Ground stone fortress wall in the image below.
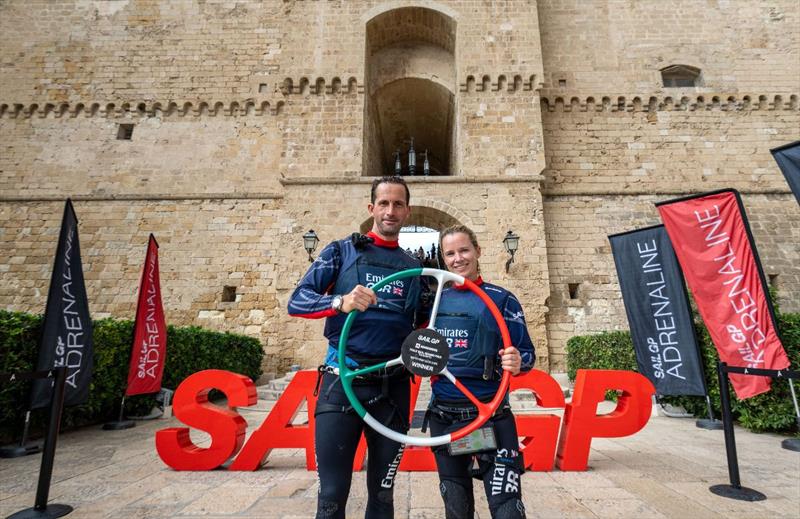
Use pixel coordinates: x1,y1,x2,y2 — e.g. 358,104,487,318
1,1,797,376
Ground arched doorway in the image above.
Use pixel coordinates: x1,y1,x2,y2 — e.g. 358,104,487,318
363,6,457,177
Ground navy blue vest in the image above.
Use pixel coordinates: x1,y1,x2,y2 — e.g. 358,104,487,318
324,238,422,362
434,286,507,380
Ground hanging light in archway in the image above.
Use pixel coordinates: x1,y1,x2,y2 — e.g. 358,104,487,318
407,137,416,175
394,149,402,175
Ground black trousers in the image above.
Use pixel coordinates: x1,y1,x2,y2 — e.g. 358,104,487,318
429,408,526,519
314,371,410,519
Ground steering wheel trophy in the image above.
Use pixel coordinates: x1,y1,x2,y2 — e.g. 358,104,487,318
337,268,511,446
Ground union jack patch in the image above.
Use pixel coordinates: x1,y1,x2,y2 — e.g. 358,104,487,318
454,338,468,348
392,286,403,296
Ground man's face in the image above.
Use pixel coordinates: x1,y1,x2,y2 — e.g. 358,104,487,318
368,183,411,240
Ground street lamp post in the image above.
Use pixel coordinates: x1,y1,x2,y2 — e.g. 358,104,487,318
503,230,520,273
303,229,319,262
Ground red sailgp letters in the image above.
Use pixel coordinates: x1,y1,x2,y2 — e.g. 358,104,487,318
156,369,655,472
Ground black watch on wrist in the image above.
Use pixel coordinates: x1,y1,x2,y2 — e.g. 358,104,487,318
331,295,344,312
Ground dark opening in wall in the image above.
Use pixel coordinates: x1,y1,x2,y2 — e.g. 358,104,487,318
258,83,269,94
568,283,580,300
660,65,702,88
558,79,567,88
222,286,237,303
363,6,457,176
117,123,134,140
768,274,778,289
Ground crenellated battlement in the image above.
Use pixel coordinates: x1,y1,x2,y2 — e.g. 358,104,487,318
0,100,286,119
5,93,796,119
274,75,544,95
280,76,362,95
460,74,541,93
540,94,799,113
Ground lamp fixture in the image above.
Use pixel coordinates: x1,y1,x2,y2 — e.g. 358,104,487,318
503,230,520,273
303,229,319,262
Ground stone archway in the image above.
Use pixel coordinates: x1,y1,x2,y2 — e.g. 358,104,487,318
363,6,457,177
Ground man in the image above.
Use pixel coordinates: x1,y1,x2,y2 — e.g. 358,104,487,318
288,176,427,519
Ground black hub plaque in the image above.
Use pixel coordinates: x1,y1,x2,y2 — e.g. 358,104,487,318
401,328,449,377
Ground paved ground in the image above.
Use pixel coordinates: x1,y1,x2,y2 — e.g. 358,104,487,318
1,375,798,519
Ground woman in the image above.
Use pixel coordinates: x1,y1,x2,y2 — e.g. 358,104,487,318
427,225,535,519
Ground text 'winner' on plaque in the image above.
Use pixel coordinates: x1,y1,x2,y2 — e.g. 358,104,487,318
401,328,450,377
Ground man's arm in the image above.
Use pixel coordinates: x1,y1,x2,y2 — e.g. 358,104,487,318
287,241,378,319
287,242,340,319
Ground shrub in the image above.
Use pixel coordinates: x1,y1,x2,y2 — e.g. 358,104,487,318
566,331,637,381
566,312,800,434
0,310,263,442
566,331,638,401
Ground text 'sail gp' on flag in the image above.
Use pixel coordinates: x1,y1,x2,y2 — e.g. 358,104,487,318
656,189,790,399
125,234,167,397
608,225,706,397
770,140,800,206
29,199,94,409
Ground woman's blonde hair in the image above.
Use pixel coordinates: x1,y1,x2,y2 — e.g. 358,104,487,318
439,225,480,251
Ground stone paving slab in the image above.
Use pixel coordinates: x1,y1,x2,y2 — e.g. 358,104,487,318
0,402,798,519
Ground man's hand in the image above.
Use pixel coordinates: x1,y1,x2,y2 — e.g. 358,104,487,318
499,346,522,376
342,285,378,313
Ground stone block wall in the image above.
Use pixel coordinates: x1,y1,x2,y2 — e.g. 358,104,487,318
459,89,545,178
0,1,284,102
280,90,364,178
0,109,283,198
537,0,800,95
541,94,799,194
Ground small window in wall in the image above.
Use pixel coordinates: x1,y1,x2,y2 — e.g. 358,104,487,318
222,286,237,303
258,83,269,94
117,123,134,140
661,65,701,87
568,283,580,300
558,79,567,88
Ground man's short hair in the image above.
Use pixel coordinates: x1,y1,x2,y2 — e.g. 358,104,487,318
371,176,410,204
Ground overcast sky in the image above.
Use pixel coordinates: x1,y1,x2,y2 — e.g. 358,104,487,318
398,229,439,254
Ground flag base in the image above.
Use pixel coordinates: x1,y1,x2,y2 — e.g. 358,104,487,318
7,504,73,518
781,438,800,452
695,418,723,430
709,484,766,501
102,420,135,431
0,443,43,458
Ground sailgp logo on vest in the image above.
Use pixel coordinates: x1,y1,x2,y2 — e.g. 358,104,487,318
365,272,405,296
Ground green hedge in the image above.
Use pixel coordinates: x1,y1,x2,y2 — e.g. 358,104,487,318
0,310,263,442
566,312,800,434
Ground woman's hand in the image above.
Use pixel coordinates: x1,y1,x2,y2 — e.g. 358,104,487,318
499,346,522,376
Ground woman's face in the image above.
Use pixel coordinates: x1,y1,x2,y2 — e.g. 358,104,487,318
441,232,481,281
